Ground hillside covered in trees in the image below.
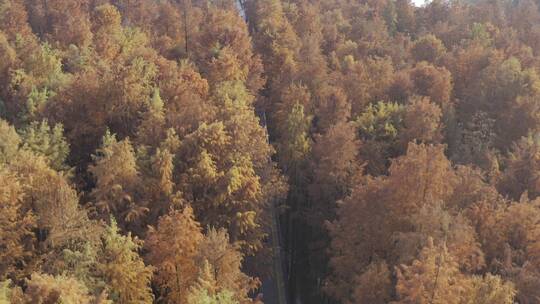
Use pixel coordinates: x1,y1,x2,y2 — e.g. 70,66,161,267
2,0,540,303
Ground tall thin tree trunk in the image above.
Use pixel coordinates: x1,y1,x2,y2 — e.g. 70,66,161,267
183,0,189,56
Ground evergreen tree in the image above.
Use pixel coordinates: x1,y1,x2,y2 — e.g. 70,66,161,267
89,132,145,230
0,119,21,164
19,120,69,170
97,219,153,304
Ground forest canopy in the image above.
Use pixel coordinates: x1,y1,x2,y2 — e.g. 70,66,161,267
1,0,540,303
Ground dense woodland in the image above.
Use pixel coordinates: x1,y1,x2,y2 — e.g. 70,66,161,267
3,0,540,303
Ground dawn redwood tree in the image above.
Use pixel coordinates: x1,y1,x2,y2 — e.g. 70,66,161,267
145,207,203,304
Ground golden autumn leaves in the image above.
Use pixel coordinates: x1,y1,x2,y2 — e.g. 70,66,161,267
3,0,540,303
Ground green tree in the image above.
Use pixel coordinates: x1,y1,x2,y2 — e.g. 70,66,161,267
89,132,145,230
465,274,515,304
23,273,94,304
0,119,21,164
0,280,23,304
187,288,238,304
278,102,312,172
97,219,153,304
19,120,69,170
356,101,404,174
